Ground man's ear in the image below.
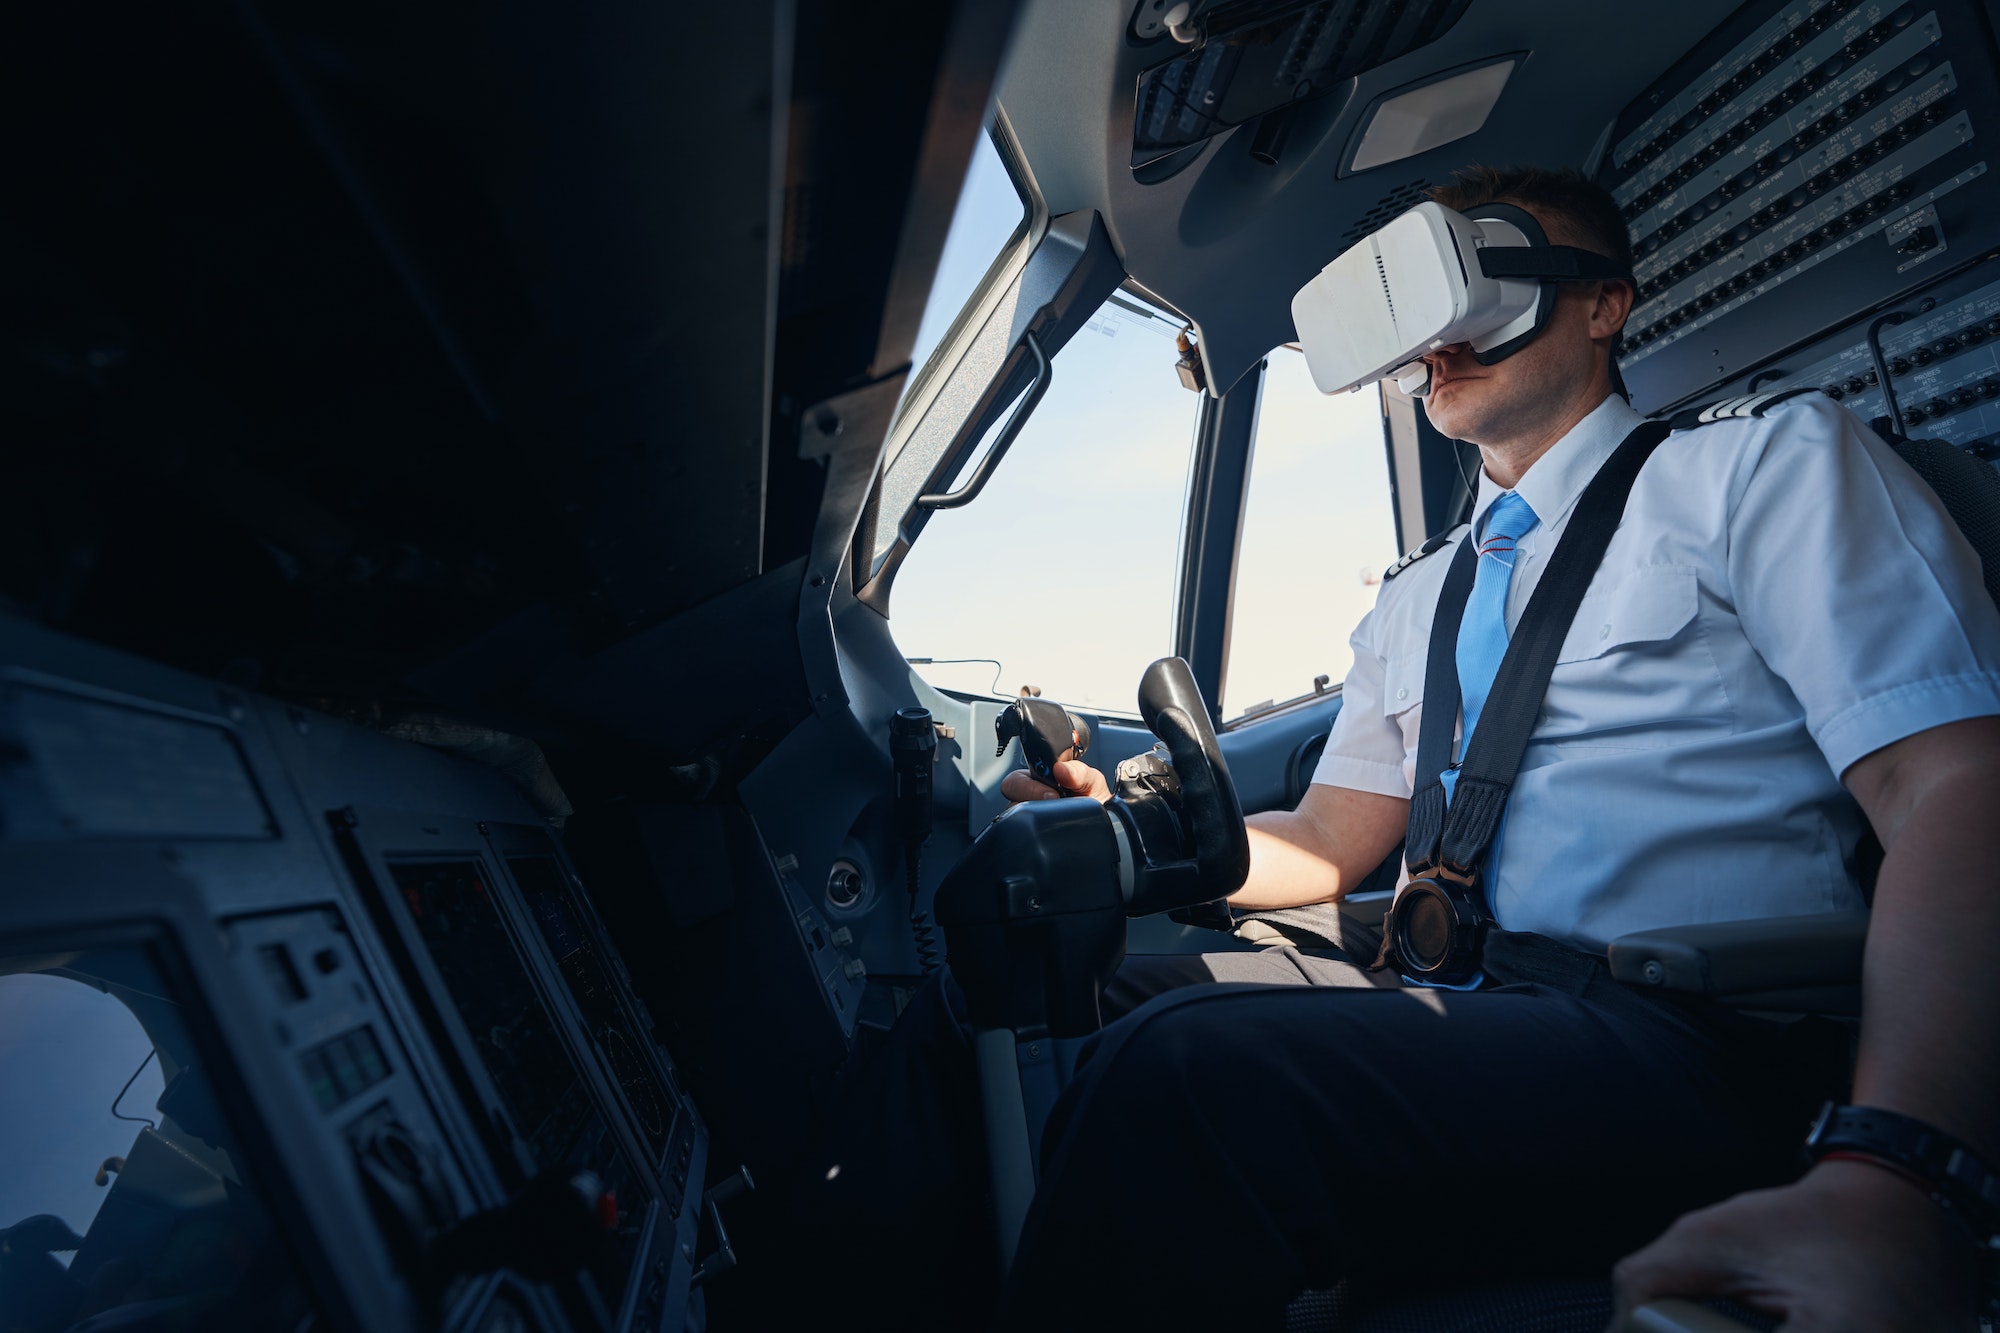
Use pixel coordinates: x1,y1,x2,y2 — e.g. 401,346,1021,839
1591,280,1635,341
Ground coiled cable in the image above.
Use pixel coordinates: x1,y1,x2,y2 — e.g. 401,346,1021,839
906,844,941,976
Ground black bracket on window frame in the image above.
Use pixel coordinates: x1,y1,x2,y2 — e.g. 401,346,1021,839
915,330,1051,510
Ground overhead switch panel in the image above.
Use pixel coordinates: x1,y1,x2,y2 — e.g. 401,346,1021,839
1599,0,2000,413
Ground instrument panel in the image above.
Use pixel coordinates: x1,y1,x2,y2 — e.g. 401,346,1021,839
0,621,714,1333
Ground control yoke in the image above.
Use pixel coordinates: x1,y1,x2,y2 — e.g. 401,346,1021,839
1130,655,1251,910
936,658,1249,1036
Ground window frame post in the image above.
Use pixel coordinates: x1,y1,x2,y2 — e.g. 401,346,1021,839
1172,359,1266,723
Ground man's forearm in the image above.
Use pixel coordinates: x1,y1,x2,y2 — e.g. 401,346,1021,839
1609,751,2000,1326
1228,814,1346,910
1224,786,1409,912
1852,772,2000,1161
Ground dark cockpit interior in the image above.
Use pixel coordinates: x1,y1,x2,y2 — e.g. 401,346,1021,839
5,0,1999,1329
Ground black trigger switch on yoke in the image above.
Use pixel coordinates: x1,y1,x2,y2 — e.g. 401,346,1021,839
996,697,1092,792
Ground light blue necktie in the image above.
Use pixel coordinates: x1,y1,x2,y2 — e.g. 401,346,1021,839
1441,490,1540,810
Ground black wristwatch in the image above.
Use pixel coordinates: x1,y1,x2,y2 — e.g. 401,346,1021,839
1804,1102,2000,1250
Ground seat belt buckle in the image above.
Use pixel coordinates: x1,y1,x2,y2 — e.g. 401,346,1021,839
1434,860,1478,887
1372,865,1487,982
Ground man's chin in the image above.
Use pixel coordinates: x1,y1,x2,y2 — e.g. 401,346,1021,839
1422,392,1477,439
1424,374,1488,430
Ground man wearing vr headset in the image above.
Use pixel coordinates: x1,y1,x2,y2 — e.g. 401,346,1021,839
998,167,2000,1329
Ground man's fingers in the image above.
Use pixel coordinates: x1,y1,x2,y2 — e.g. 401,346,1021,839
1610,1246,1734,1322
1607,1214,1756,1330
1610,1165,1981,1333
1050,759,1111,803
998,763,1109,805
999,770,1062,802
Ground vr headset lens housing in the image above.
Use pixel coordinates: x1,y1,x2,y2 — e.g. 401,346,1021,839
1291,200,1631,397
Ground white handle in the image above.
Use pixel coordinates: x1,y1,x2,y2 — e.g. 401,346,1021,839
1625,1299,1763,1333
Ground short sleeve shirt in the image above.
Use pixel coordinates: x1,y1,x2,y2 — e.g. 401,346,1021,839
1313,390,2000,950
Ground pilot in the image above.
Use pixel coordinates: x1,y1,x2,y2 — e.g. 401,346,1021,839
995,167,2000,1330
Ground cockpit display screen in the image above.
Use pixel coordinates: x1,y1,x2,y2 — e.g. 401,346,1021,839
509,856,677,1161
0,942,321,1333
387,860,647,1311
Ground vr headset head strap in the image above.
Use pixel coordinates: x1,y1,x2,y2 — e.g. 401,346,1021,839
1461,201,1633,377
1461,201,1557,368
1475,247,1634,283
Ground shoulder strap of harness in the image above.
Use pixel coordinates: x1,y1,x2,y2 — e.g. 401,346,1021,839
1666,385,1817,431
1406,419,1674,882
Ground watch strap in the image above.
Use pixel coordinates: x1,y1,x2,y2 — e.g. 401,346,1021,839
1805,1102,2000,1247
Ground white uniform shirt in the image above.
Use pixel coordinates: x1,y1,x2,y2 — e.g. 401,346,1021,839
1313,390,2000,950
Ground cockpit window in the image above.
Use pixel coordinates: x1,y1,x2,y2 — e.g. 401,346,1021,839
0,946,320,1333
0,972,163,1247
1220,349,1397,721
892,290,1201,713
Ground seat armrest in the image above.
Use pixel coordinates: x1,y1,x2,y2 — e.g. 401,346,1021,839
1337,889,1394,928
1607,912,1868,1014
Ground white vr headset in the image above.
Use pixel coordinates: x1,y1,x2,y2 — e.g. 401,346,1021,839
1291,200,1633,397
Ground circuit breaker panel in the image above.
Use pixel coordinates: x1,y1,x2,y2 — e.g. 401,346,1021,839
1601,0,2000,413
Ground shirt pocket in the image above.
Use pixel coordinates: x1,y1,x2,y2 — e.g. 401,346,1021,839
1545,564,1730,749
1556,563,1699,664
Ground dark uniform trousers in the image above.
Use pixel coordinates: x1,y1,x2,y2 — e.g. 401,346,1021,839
995,920,1849,1331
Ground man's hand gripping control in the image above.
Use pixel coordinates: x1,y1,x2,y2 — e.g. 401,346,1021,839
994,696,1110,804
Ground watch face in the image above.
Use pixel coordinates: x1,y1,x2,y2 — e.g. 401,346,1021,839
1805,1099,1839,1147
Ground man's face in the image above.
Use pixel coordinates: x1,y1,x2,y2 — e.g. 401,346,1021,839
1415,209,1630,446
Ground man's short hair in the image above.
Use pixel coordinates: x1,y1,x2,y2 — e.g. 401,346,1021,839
1428,165,1634,278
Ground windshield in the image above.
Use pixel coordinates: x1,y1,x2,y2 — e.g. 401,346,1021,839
0,945,320,1333
890,290,1199,712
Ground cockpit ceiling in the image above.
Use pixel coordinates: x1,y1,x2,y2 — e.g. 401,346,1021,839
997,0,1746,393
1128,0,1477,167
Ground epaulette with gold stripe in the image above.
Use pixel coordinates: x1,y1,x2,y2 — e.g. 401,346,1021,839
1382,532,1454,581
1664,386,1818,431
